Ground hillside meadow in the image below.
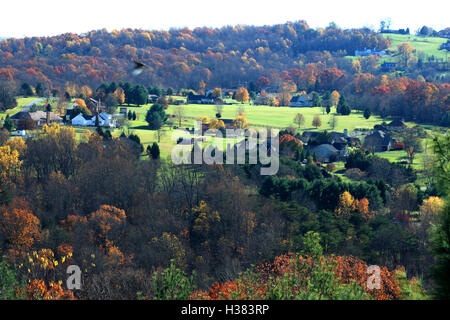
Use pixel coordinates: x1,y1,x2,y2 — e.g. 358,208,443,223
381,33,448,60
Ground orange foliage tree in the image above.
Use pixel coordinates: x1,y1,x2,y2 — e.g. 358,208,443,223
0,198,41,255
235,88,249,103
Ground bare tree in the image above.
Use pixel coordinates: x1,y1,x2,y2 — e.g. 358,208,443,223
174,105,185,127
329,114,338,130
215,104,224,117
236,105,245,116
312,115,322,129
155,127,167,143
293,113,305,130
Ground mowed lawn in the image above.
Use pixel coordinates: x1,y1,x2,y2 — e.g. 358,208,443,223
114,100,389,159
165,103,386,131
381,34,448,60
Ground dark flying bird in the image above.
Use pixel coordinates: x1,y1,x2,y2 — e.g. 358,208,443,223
132,60,149,76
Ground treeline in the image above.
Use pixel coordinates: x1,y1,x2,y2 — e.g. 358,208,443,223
0,21,390,89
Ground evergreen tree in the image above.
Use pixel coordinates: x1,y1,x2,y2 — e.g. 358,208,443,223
128,133,144,153
337,94,351,115
431,135,450,299
312,92,322,107
3,115,14,132
35,82,44,96
21,83,34,97
150,142,160,160
146,104,168,130
133,85,149,106
121,82,135,105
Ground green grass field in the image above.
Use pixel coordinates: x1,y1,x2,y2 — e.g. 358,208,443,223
381,34,448,60
0,97,45,118
119,101,389,158
164,103,385,131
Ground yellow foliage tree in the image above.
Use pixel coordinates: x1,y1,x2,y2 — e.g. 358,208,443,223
42,123,76,141
152,232,186,269
233,113,249,129
352,60,362,74
113,88,126,105
336,191,372,220
196,116,211,125
0,145,22,187
79,85,93,98
192,200,221,235
335,191,355,217
420,196,444,217
330,90,340,106
209,118,225,129
6,137,27,156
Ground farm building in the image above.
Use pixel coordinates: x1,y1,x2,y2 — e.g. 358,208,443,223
187,93,215,104
10,110,62,130
290,94,313,107
386,119,407,132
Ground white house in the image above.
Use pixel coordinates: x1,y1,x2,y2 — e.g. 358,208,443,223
97,113,116,127
71,114,90,126
71,113,115,127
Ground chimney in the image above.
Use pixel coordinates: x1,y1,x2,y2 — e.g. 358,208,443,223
45,103,51,125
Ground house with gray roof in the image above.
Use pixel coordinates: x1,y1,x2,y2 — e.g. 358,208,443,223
310,144,344,163
290,94,313,107
363,130,395,152
10,110,62,130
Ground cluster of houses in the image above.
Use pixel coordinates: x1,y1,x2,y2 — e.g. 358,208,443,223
65,98,117,128
295,119,408,163
8,98,119,131
354,48,386,56
300,129,359,163
361,119,407,152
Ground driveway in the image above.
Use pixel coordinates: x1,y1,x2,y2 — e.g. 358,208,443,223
21,98,45,112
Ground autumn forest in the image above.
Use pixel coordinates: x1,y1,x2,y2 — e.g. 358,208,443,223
0,17,450,302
